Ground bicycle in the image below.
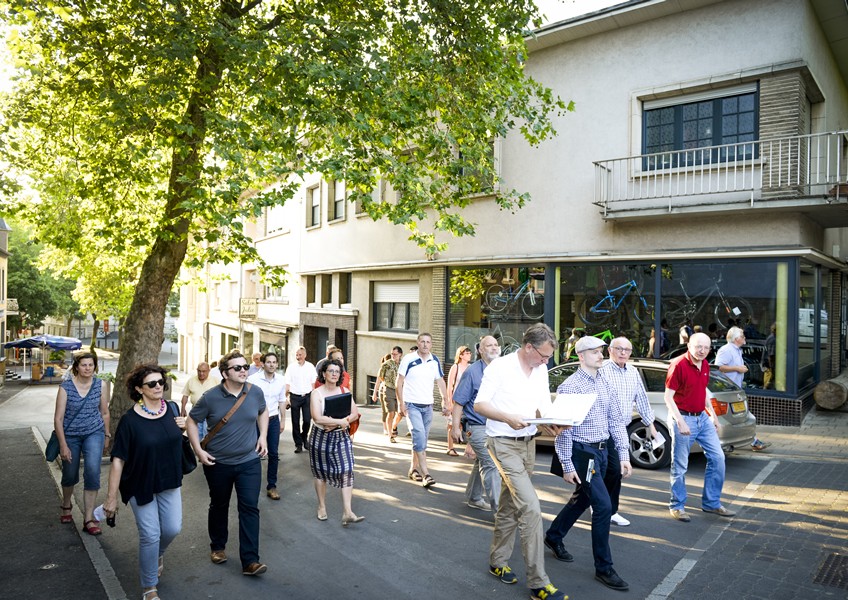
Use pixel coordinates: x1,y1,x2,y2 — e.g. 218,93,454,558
662,273,753,329
451,322,520,357
578,279,654,327
560,328,614,362
485,277,544,320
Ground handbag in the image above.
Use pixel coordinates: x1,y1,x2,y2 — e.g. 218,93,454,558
169,402,197,475
46,392,87,462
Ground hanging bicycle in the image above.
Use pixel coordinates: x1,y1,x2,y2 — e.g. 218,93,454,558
661,273,753,329
578,279,654,327
485,278,544,320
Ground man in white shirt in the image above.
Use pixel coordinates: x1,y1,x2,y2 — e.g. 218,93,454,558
396,332,447,489
474,323,569,600
180,362,219,439
285,347,318,453
249,352,287,500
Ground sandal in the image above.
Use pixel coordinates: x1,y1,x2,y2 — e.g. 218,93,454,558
446,449,459,456
83,520,102,535
390,436,397,443
408,469,423,482
422,474,436,488
60,505,73,524
142,589,160,600
158,555,164,577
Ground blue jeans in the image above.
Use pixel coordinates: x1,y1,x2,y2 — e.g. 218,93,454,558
61,430,105,490
547,443,614,574
129,488,182,588
266,415,280,490
203,458,262,568
669,412,726,511
465,424,501,510
405,403,433,452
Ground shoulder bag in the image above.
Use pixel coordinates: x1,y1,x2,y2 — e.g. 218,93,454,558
45,389,87,462
169,401,197,475
199,383,252,451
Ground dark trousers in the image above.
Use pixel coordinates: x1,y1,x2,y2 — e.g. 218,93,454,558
603,436,622,515
547,443,614,574
203,458,261,568
290,393,311,449
266,415,280,490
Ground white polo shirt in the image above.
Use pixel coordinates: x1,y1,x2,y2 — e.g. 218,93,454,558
285,361,317,395
248,370,287,418
398,351,443,405
475,352,551,438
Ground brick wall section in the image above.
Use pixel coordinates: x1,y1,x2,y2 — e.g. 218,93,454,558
828,270,842,379
759,71,810,195
431,267,447,359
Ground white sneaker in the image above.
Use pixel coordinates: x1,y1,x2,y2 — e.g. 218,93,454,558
610,512,631,526
467,499,492,511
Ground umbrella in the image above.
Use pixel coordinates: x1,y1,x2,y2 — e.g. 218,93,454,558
4,335,83,379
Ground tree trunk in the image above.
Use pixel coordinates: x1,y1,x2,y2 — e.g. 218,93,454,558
64,316,73,337
814,371,848,410
90,315,100,351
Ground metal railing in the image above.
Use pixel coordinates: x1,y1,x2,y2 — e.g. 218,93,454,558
594,130,848,216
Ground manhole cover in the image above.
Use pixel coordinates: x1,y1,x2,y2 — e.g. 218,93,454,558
813,553,848,590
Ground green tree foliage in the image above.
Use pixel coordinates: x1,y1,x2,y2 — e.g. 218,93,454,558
0,0,571,425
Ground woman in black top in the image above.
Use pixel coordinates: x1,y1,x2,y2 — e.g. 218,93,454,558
104,365,185,600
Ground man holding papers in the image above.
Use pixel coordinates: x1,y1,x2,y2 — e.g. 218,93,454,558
599,337,658,527
474,324,570,600
546,335,631,592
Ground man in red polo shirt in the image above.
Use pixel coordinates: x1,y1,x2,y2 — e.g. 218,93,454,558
664,332,736,522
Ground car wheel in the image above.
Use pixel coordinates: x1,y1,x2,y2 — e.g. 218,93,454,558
627,421,671,470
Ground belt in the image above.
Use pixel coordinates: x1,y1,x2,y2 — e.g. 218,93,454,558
494,435,536,442
290,392,311,397
679,410,703,417
575,440,607,450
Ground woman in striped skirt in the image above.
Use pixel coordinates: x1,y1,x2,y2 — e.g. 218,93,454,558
309,358,363,526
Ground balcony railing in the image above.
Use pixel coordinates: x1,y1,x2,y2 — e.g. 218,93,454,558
594,130,848,218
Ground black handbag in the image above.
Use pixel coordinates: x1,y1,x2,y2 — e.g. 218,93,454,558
169,402,197,475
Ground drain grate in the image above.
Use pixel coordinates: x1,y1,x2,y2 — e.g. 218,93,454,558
813,553,848,590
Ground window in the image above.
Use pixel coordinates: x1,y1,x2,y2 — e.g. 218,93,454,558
339,272,352,305
263,285,288,304
459,139,496,195
306,275,316,306
306,185,320,227
328,180,346,221
321,274,332,306
373,281,419,332
643,87,758,169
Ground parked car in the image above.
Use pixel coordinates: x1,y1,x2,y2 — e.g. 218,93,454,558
541,358,757,470
662,340,766,387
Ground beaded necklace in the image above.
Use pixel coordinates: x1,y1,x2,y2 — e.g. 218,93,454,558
138,398,166,416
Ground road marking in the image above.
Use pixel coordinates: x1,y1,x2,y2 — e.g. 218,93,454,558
34,426,129,600
645,460,779,600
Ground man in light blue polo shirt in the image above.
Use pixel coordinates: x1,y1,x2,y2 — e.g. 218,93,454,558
397,332,447,488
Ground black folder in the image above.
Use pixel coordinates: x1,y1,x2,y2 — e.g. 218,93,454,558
323,392,353,419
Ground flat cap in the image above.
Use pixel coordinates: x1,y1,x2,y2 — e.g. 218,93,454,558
575,336,607,353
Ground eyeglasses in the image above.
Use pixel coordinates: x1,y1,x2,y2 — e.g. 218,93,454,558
692,345,711,352
531,346,554,361
227,364,250,372
142,379,166,389
326,369,341,375
610,347,633,354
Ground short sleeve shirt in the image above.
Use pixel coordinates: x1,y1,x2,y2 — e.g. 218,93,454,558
378,360,400,389
181,375,219,404
665,352,710,413
398,352,444,405
714,342,744,387
475,353,550,438
452,359,487,427
285,361,318,395
189,383,266,465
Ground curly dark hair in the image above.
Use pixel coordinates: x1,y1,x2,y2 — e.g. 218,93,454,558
218,349,245,377
316,358,345,385
126,364,170,401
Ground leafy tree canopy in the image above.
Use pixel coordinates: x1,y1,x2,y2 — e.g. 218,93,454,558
0,0,571,418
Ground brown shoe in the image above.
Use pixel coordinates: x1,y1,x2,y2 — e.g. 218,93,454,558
242,562,267,576
210,550,228,564
670,509,691,522
267,488,280,500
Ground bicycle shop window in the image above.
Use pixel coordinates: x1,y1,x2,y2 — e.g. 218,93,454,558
642,85,759,169
372,281,419,333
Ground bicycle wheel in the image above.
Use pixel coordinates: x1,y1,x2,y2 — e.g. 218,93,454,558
631,295,655,326
485,284,509,313
713,296,753,329
521,292,544,320
499,336,521,355
660,298,689,327
578,294,613,326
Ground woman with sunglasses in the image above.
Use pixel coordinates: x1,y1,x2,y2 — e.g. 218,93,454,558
309,358,362,525
54,351,110,532
104,364,185,600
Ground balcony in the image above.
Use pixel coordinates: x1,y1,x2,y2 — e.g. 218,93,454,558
594,130,848,224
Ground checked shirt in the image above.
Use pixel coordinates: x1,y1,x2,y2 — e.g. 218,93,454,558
599,360,655,427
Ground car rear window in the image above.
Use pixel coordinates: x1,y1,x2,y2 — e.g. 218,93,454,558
707,372,740,392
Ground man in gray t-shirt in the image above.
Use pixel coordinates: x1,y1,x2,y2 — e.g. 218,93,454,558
188,350,269,576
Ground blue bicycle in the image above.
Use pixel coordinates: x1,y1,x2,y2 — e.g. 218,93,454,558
485,278,544,320
579,279,654,326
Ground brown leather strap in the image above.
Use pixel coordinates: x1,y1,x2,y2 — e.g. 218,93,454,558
200,383,252,450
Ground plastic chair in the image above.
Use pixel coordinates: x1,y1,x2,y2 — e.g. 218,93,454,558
44,366,55,378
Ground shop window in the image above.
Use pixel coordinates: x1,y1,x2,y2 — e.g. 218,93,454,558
373,281,419,332
643,86,758,169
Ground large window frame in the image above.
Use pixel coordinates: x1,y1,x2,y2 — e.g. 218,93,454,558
372,281,420,333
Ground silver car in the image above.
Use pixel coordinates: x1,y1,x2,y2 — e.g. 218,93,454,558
543,358,757,469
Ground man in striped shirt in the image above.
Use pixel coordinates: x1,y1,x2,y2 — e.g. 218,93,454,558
546,335,631,592
599,337,657,527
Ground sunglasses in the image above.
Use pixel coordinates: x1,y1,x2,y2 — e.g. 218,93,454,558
227,364,250,372
142,379,166,389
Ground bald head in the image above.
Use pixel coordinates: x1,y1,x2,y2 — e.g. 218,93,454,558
479,335,501,364
687,332,712,363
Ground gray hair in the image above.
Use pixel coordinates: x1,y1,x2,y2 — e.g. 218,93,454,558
726,326,745,343
522,323,557,348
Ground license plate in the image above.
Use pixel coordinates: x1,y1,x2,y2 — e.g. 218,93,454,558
731,401,746,413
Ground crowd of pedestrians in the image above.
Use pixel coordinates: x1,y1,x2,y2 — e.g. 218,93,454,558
52,324,757,600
